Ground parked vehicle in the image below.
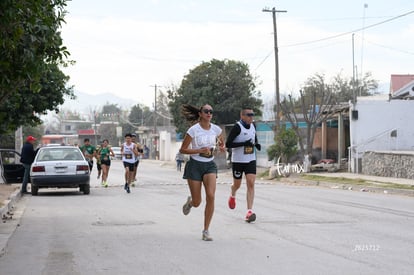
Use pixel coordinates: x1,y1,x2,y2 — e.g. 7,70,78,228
0,149,25,184
30,146,90,195
111,146,122,160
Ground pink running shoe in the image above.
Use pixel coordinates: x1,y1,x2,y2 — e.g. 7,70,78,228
228,196,236,209
245,210,256,223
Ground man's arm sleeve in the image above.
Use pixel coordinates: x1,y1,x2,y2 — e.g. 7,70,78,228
225,124,246,148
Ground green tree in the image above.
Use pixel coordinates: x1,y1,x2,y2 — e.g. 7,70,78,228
0,0,73,134
98,104,122,145
156,90,172,127
267,127,298,163
168,59,262,134
332,71,378,103
121,104,151,135
101,103,121,119
23,125,44,141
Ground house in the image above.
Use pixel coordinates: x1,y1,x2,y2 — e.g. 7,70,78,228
390,74,414,100
348,74,414,179
60,119,92,135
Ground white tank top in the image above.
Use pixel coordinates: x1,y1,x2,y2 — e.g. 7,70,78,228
231,121,256,163
122,142,136,163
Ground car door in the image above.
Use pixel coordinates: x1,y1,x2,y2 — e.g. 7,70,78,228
0,150,25,184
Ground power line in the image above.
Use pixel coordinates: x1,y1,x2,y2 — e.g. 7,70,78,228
282,10,414,48
253,49,273,71
253,10,414,72
362,37,414,56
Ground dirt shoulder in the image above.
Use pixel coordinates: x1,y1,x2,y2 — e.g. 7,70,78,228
270,173,414,197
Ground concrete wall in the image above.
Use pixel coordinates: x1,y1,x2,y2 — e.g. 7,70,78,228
362,151,414,179
159,131,179,161
349,97,414,173
256,129,275,167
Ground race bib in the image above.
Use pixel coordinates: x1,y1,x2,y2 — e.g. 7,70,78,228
125,154,133,159
244,145,254,154
199,148,213,158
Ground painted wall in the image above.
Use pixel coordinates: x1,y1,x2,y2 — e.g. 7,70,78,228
350,97,414,172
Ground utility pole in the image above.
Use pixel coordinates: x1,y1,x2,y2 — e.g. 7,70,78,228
150,84,161,159
153,84,157,135
360,3,368,87
352,33,356,104
263,6,287,133
93,110,98,146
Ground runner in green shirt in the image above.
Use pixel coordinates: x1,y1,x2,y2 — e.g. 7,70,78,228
98,139,115,187
79,138,96,172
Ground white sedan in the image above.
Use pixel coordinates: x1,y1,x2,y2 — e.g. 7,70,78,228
111,146,122,160
30,146,90,195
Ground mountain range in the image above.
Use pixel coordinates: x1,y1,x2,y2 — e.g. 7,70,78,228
61,90,140,114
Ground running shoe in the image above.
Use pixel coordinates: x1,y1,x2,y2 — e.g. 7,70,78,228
182,196,192,215
202,230,213,241
103,181,108,188
245,210,256,223
228,196,236,209
126,185,130,193
124,183,128,190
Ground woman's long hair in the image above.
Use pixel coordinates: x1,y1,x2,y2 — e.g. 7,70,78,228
181,104,201,125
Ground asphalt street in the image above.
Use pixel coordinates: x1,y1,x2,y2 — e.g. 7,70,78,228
0,160,413,275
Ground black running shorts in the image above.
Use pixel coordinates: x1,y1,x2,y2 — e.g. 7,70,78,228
232,160,256,179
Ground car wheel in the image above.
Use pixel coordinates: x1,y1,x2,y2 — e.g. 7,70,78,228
83,184,90,195
31,185,38,196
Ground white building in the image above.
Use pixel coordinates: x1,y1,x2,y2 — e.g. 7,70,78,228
349,94,414,174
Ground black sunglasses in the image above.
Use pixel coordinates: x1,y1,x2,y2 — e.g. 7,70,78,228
244,113,254,117
202,109,213,114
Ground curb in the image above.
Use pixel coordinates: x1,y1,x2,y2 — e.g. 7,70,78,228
0,188,22,257
0,188,21,221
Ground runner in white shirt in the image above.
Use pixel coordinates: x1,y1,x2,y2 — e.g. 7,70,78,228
225,107,261,223
180,104,225,241
121,133,139,193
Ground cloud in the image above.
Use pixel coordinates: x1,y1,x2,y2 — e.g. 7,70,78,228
61,6,414,108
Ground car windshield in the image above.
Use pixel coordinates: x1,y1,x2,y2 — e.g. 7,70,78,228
38,147,84,161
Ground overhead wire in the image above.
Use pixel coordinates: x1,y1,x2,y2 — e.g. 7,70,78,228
282,10,414,48
253,10,414,71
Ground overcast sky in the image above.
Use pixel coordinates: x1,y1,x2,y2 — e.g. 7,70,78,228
61,0,414,109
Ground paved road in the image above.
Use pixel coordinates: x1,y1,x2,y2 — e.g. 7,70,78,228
0,160,413,274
